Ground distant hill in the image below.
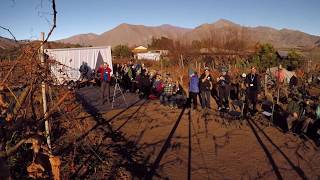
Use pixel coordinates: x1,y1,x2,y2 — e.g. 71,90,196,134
316,39,320,47
0,36,19,49
58,19,320,48
181,19,320,48
58,33,99,46
59,24,191,47
0,37,84,60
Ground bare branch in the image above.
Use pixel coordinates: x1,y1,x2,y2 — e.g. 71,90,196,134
43,0,57,44
0,135,46,158
0,25,18,42
1,61,19,85
37,91,71,128
0,139,27,158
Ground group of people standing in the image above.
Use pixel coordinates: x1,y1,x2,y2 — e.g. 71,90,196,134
94,61,262,117
113,61,187,108
188,66,261,117
81,60,319,145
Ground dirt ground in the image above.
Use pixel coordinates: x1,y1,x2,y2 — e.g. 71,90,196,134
73,86,320,180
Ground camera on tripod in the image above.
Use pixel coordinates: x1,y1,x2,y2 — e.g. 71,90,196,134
114,72,121,80
111,71,128,109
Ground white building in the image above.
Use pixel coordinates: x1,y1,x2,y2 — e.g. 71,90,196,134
136,51,161,61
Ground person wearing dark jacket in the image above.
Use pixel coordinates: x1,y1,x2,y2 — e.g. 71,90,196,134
217,69,231,110
199,67,213,111
140,71,151,99
97,63,112,104
79,62,89,81
244,66,261,115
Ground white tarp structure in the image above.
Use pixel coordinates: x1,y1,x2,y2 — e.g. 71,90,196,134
46,46,112,84
265,66,296,84
137,52,161,61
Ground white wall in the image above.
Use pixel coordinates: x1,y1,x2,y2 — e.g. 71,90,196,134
137,52,161,61
46,46,112,84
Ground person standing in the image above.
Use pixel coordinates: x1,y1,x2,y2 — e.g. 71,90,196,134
244,66,261,116
217,68,231,111
199,67,213,112
97,62,112,104
188,71,200,110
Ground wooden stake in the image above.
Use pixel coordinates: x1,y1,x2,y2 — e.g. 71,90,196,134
40,32,52,153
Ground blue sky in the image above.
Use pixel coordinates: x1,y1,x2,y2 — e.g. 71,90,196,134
1,0,319,40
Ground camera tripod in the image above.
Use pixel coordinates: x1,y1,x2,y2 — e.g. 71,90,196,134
111,76,128,109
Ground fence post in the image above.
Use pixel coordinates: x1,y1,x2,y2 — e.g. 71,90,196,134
40,32,52,153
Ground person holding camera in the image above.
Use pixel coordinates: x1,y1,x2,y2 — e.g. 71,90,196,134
199,67,213,112
217,68,231,111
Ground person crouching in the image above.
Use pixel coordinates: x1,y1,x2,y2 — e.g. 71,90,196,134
160,76,175,108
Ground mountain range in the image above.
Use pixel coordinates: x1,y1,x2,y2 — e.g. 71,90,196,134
1,19,319,50
59,23,191,47
58,19,320,49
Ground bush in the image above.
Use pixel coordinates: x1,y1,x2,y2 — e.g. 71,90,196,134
285,49,303,70
112,45,132,58
249,43,277,71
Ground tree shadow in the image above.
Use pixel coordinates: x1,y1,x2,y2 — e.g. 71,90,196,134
63,92,156,179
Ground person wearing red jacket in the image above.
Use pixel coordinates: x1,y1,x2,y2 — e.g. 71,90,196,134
97,63,112,104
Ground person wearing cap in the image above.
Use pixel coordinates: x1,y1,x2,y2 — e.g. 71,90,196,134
97,62,112,104
188,71,200,110
244,66,261,116
217,68,231,110
199,67,213,112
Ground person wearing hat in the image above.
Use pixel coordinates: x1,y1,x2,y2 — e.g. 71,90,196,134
244,66,261,116
199,67,213,113
97,62,112,104
217,68,231,110
188,71,200,110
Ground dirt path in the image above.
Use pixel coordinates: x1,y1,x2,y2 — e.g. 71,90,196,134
77,87,320,180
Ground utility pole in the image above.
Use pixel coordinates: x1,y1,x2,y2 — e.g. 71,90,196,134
40,32,52,153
